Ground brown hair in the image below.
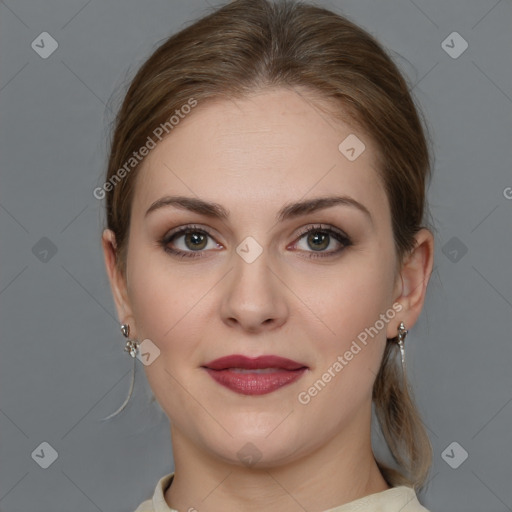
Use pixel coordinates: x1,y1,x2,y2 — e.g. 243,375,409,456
104,0,433,490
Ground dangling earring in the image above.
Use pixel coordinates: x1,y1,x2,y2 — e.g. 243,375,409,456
396,321,408,373
97,324,139,421
121,323,139,358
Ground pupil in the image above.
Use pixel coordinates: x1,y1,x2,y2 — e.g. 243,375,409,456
309,232,328,251
187,232,206,250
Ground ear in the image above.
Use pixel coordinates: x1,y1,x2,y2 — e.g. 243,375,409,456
102,229,136,332
387,228,434,338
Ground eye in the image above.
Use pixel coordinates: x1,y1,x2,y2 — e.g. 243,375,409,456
160,225,221,259
160,223,352,260
292,224,352,259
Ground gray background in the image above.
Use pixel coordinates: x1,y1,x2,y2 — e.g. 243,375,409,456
1,0,511,511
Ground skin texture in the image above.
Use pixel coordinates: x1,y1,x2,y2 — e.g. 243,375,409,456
103,87,434,511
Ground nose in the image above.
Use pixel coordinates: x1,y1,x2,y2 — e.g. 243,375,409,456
220,245,289,333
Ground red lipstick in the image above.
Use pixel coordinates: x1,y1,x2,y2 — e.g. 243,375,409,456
202,354,308,395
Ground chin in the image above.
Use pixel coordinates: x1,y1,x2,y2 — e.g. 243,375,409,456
203,427,308,469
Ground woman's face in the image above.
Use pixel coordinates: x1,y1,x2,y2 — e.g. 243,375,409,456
114,87,405,466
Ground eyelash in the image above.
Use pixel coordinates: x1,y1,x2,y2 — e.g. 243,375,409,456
159,223,352,260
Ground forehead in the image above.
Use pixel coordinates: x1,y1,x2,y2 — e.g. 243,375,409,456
132,87,388,223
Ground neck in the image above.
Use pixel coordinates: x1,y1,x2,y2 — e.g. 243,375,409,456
165,408,390,511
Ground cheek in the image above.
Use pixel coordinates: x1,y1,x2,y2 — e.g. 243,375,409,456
125,250,211,421
125,223,201,339
302,254,395,389
127,260,206,346
124,238,224,402
310,253,394,337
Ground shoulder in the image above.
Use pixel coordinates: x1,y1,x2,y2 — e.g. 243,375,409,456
324,485,430,511
133,497,153,512
133,473,175,512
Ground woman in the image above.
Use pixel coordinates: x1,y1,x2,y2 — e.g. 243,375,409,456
100,0,435,510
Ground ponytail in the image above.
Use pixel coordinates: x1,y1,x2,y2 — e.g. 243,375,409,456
373,340,432,490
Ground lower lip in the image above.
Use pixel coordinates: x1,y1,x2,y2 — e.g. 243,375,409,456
203,368,307,395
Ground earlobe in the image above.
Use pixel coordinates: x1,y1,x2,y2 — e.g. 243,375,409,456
390,228,434,335
101,229,134,327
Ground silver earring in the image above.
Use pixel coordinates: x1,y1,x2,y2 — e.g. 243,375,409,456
121,323,139,358
396,321,408,372
97,324,139,421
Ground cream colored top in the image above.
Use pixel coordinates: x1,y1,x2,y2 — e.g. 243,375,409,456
134,473,430,512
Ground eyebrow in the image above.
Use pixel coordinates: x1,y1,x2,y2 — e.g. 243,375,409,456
145,194,373,224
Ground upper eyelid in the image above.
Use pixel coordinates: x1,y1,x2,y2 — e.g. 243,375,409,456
163,224,218,242
295,223,350,240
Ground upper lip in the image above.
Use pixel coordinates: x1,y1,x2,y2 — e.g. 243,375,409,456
203,354,307,370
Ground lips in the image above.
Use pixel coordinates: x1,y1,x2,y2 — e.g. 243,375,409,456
202,354,308,395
